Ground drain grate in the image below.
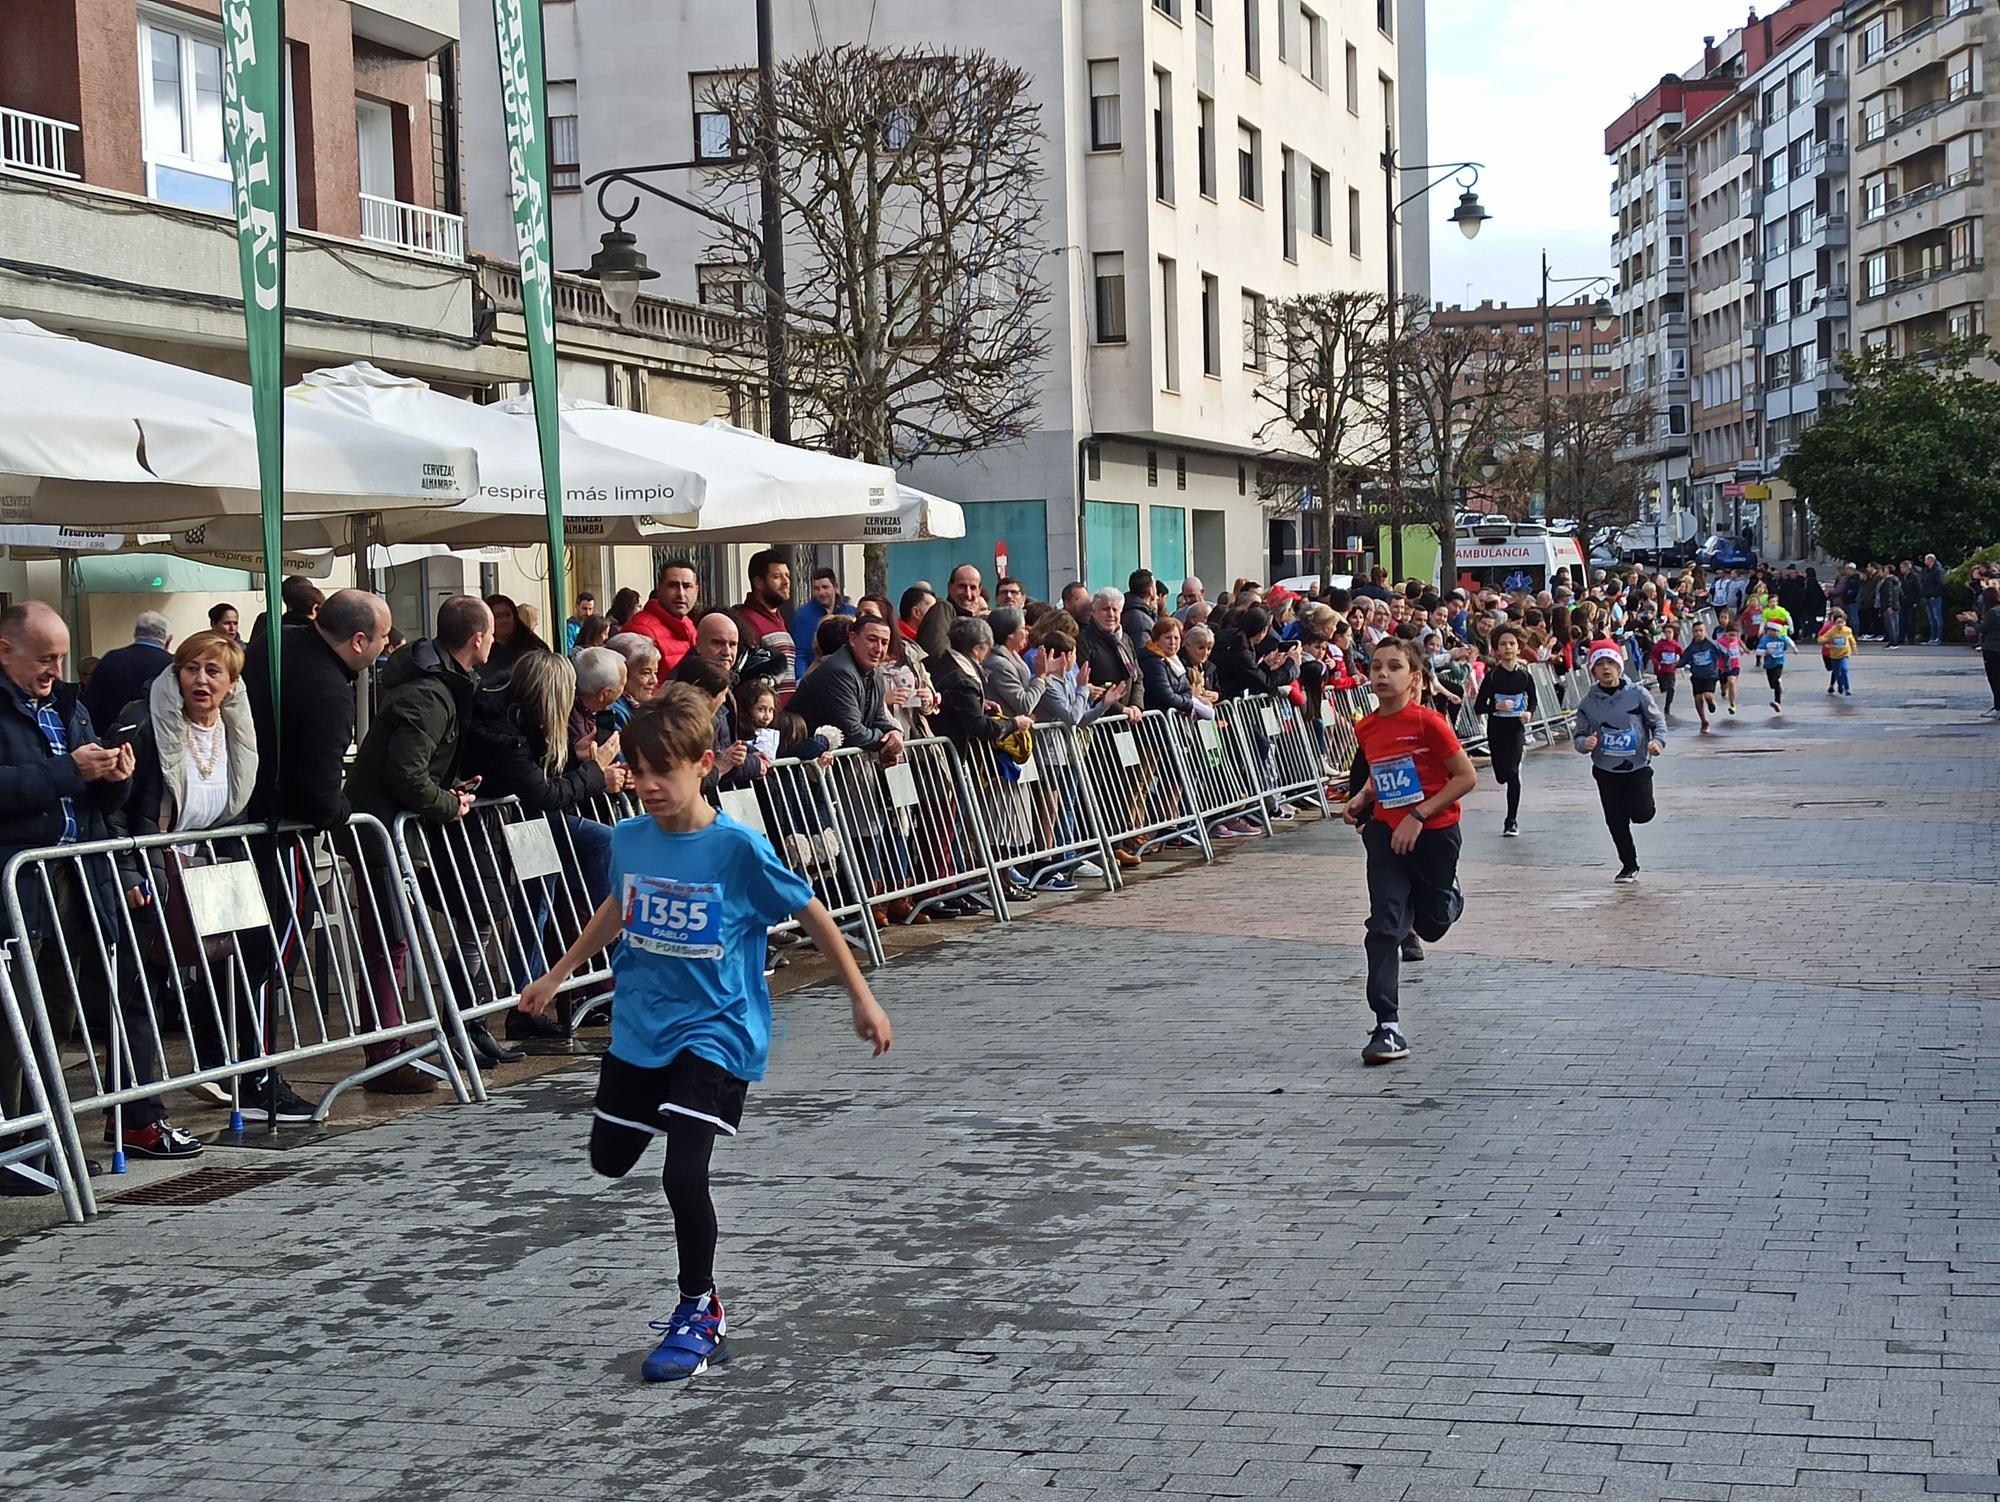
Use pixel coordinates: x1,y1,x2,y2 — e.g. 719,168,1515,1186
114,1166,302,1207
1716,747,1786,754
1793,798,1887,809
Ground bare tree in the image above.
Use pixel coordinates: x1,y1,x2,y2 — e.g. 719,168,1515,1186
1389,306,1541,586
1488,388,1654,537
1252,291,1394,594
700,48,1052,590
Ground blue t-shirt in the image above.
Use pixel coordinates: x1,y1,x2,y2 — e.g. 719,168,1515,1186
1761,632,1791,666
1683,640,1723,678
607,813,814,1081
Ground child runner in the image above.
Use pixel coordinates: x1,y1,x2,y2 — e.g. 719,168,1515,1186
1472,623,1535,837
1573,644,1666,883
518,683,894,1383
1817,608,1858,696
1759,615,1791,712
1715,619,1746,715
1681,621,1725,733
1342,638,1478,1066
1647,629,1685,718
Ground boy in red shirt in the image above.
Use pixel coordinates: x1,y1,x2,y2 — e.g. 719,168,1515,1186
1341,638,1480,1065
1646,631,1684,717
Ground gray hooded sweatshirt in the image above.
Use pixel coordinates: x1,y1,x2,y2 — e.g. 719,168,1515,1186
1572,676,1667,773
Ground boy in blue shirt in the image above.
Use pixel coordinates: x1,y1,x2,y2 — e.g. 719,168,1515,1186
1759,619,1791,714
520,682,893,1383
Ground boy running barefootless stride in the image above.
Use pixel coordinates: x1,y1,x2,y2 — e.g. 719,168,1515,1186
1343,638,1479,1066
519,683,893,1383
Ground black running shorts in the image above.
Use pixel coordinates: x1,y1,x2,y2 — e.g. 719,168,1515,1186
593,1049,749,1139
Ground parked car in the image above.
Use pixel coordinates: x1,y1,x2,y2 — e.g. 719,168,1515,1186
1697,533,1759,570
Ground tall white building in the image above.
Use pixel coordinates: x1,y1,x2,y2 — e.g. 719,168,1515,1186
461,0,1426,600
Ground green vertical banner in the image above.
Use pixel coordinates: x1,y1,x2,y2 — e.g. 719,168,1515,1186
220,0,287,715
493,0,565,628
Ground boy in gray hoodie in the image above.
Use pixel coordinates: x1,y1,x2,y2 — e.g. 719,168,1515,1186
1572,644,1667,883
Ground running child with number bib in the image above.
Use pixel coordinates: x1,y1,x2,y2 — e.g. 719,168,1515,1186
518,682,894,1384
1342,638,1478,1066
1715,620,1746,715
1573,644,1667,884
1818,609,1858,696
1681,620,1724,733
1760,616,1791,713
1472,624,1535,837
1647,630,1684,717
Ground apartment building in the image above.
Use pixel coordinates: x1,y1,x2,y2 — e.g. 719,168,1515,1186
1428,295,1621,397
1849,0,1995,363
0,0,762,651
461,0,1427,597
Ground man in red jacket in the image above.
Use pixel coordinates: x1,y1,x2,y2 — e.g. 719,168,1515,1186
624,557,701,675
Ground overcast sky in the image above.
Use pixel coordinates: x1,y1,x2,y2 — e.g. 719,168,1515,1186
1424,0,1761,311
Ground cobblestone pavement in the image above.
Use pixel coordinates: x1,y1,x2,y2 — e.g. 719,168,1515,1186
2,647,1996,1501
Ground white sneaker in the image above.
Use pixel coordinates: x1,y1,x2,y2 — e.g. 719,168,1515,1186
1073,859,1106,879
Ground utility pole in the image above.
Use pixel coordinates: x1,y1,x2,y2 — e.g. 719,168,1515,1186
1540,251,1552,522
1381,130,1405,583
755,0,789,444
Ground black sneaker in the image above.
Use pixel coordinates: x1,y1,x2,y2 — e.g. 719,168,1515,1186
1400,937,1425,963
1361,1024,1410,1066
1502,820,1519,838
504,1006,570,1042
1614,864,1640,884
239,1071,318,1124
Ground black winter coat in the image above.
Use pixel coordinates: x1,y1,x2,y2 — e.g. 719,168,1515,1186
246,623,359,831
1080,619,1144,711
460,691,607,816
345,639,478,829
928,652,1009,750
1211,627,1298,700
0,682,128,936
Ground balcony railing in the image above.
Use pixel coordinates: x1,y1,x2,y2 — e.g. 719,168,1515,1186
0,105,80,179
358,193,465,262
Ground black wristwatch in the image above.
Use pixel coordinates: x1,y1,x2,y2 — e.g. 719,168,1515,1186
1408,808,1428,825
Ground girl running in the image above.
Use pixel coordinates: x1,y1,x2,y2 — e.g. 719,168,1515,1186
1647,630,1684,717
1715,618,1746,715
1817,610,1857,696
1760,617,1791,713
1472,624,1535,837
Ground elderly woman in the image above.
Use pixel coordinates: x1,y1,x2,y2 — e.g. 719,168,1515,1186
980,607,1046,721
111,629,298,1142
464,649,627,1044
603,631,662,732
928,615,1038,899
1139,615,1203,718
568,645,629,758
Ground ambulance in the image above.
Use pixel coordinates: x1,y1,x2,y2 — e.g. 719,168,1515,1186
1450,520,1589,596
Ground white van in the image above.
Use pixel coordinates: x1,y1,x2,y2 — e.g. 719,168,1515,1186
1451,520,1589,596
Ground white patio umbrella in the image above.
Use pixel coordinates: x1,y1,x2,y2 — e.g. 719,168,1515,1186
0,321,477,523
288,364,704,545
496,398,965,543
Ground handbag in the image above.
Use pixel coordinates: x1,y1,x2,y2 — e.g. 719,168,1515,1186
148,848,239,970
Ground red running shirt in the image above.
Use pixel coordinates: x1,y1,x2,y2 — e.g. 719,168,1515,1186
1355,702,1464,831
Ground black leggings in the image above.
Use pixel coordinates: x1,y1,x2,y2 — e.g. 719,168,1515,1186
1985,651,2000,712
1766,665,1784,703
1656,673,1676,716
592,1115,721,1298
1486,720,1524,823
1593,767,1656,869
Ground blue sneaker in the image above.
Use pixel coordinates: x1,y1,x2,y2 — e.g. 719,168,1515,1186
640,1291,728,1382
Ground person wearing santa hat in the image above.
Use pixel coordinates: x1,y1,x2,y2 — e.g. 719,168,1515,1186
1572,644,1667,884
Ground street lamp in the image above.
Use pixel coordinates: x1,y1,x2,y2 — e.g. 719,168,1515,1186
1383,142,1491,582
582,227,658,319
1477,446,1502,484
1539,252,1616,524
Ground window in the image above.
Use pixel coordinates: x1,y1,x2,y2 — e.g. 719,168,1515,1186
1862,173,1888,219
1765,285,1790,323
1377,0,1393,37
1195,0,1212,17
1860,93,1888,143
1280,148,1297,260
1764,220,1789,257
1949,220,1976,268
1153,69,1174,204
1570,343,1583,356
1093,252,1127,341
1593,341,1612,356
1345,44,1360,114
1301,6,1327,88
548,81,580,190
1380,74,1395,137
1946,132,1981,185
1159,256,1180,390
1176,455,1188,490
697,260,761,313
1088,60,1120,150
1244,0,1260,77
1948,303,1984,338
1667,233,1685,265
1547,343,1562,357
1147,450,1159,486
1310,165,1331,240
1948,49,1975,101
1862,251,1888,298
1762,83,1785,124
1242,289,1268,369
1151,0,1180,18
1197,95,1216,197
1237,121,1261,203
1860,17,1887,64
1201,273,1221,377
691,75,739,163
140,14,229,211
1348,187,1363,257
1764,151,1788,192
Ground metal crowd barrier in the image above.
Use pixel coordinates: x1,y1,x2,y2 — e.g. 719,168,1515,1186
0,957,84,1222
1082,708,1212,859
1236,693,1333,817
1525,662,1573,745
821,737,1010,922
2,815,473,1217
960,720,1121,894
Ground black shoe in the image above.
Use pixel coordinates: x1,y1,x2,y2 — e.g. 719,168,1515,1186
239,1071,317,1124
1401,937,1425,963
1502,820,1519,838
364,1061,440,1095
504,1006,570,1042
1614,864,1640,884
465,1019,525,1065
1362,1024,1410,1066
1003,884,1037,904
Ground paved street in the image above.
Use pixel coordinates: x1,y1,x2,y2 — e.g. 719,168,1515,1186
2,645,1996,1501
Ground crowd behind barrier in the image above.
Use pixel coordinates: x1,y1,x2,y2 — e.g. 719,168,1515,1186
0,557,1771,1224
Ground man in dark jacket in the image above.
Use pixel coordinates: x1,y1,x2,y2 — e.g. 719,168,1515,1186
0,603,199,1183
1920,553,1947,644
788,614,905,763
1081,587,1145,711
80,611,173,736
1121,569,1158,659
1898,561,1924,648
344,595,510,1087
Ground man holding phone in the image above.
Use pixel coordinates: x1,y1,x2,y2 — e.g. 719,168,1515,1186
345,596,516,1086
